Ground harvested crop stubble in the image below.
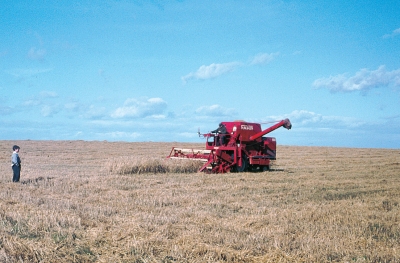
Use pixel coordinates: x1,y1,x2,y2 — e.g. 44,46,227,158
0,141,399,262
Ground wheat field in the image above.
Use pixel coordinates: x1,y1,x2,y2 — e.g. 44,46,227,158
0,140,399,262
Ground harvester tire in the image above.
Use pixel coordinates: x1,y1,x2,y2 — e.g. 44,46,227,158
232,156,248,173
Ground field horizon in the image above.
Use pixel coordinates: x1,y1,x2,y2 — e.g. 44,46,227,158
1,140,399,262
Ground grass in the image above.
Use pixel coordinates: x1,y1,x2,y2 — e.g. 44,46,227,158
0,141,399,262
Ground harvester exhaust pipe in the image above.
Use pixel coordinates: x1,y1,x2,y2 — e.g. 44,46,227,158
249,118,292,141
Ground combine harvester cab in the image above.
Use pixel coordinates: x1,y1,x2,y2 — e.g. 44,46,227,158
168,119,291,173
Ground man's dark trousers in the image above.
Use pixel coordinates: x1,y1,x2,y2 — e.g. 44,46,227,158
12,165,20,182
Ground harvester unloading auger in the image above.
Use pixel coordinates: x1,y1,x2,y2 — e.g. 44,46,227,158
167,119,292,173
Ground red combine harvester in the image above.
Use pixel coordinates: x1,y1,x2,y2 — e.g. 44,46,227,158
168,119,292,173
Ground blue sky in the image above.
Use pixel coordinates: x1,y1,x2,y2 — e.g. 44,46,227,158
1,0,400,148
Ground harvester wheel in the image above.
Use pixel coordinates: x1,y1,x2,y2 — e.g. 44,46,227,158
232,156,248,173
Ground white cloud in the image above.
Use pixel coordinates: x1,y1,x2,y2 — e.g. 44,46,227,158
63,98,109,119
312,65,400,92
178,132,199,138
27,47,46,60
250,52,280,65
6,68,53,79
22,91,61,117
40,104,60,117
40,91,58,98
285,110,323,125
64,102,81,111
195,104,237,117
383,28,400,39
267,110,365,129
147,114,166,119
98,131,141,139
181,52,281,84
181,62,241,84
111,97,167,118
83,105,107,119
23,99,42,107
300,111,361,128
41,105,52,117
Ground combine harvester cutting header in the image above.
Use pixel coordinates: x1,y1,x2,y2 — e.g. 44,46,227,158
168,119,292,173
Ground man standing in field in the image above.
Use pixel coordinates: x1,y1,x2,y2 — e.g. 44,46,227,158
11,145,21,182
